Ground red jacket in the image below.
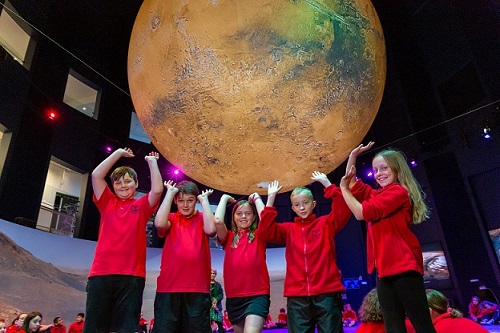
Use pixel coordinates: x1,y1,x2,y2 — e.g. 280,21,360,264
351,180,424,278
51,325,66,333
432,313,488,333
259,184,351,296
67,321,84,333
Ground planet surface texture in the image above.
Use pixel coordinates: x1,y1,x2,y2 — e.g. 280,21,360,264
128,0,386,194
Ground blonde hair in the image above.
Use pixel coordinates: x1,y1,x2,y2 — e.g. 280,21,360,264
290,186,314,201
426,289,463,318
358,288,383,322
375,149,430,224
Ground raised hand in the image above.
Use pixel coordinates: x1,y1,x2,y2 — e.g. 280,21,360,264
118,147,135,158
311,171,331,187
340,166,357,190
145,151,159,161
163,180,179,194
350,141,375,159
198,189,214,202
267,180,282,196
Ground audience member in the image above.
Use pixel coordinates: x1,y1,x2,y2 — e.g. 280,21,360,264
139,313,148,333
342,303,358,327
276,308,287,328
222,311,232,332
51,317,66,333
263,315,276,329
356,288,415,333
7,314,27,333
260,173,353,333
67,314,84,333
427,289,488,332
210,268,225,333
469,296,481,322
84,148,163,333
153,180,215,333
21,312,43,333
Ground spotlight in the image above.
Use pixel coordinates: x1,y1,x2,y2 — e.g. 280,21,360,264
105,146,112,153
173,169,180,175
366,171,373,177
483,126,491,139
410,159,418,167
47,110,57,120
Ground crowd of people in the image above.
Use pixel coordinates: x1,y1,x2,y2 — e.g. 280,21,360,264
0,313,85,333
11,142,497,333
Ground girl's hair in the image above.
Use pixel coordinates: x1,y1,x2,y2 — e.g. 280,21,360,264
375,149,430,224
426,289,463,318
231,200,258,248
176,181,200,197
110,166,137,183
358,288,383,323
22,312,42,333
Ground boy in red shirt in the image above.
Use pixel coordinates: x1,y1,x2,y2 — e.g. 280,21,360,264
51,317,66,333
260,172,355,333
342,304,358,327
67,313,84,333
84,148,163,333
152,180,215,333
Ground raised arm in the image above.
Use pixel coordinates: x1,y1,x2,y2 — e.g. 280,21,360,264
92,147,134,200
345,141,374,188
144,152,163,208
214,194,234,241
259,180,286,243
311,171,331,188
265,180,282,207
340,166,364,220
154,180,178,231
249,192,264,217
198,189,216,235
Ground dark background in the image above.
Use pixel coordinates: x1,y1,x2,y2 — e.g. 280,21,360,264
0,0,499,312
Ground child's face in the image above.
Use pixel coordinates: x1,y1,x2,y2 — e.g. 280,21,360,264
291,194,316,219
372,156,396,188
16,314,27,327
28,316,42,333
76,316,83,323
175,193,197,216
113,173,138,199
234,203,255,231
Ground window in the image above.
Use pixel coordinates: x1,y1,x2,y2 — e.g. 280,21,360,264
0,2,31,65
63,70,101,118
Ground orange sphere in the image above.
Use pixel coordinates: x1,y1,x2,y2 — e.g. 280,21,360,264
128,0,386,194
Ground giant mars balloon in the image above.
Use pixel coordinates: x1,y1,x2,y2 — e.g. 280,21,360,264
128,0,386,194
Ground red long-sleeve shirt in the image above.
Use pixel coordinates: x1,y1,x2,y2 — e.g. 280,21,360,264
259,184,351,297
351,180,424,278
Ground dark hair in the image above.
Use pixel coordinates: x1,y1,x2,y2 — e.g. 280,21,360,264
279,308,285,312
22,312,43,333
110,166,137,183
176,181,200,197
77,313,84,318
53,317,61,324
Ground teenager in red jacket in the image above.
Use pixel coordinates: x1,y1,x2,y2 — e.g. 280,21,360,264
260,172,355,333
427,289,488,333
340,142,436,333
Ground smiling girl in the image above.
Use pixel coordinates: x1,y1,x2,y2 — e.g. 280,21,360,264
340,142,436,333
213,185,280,333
